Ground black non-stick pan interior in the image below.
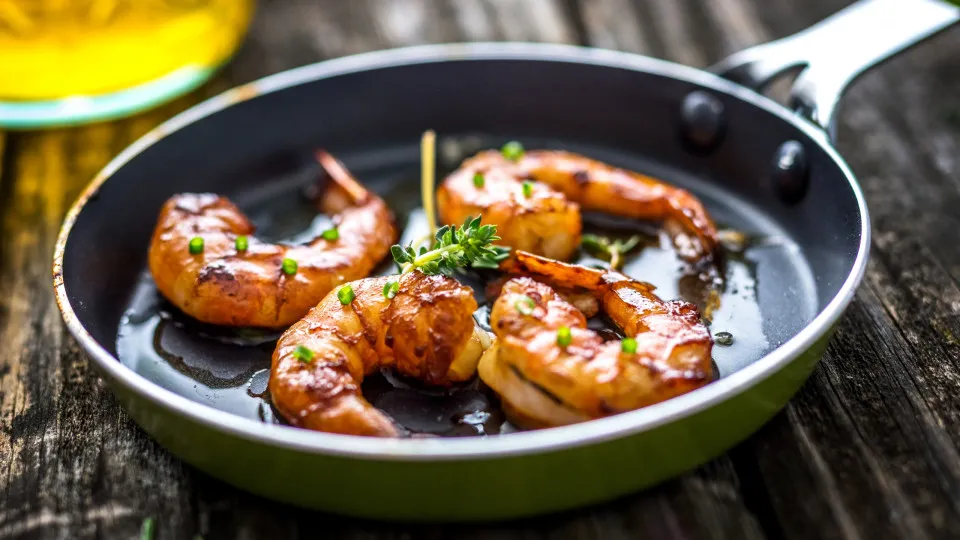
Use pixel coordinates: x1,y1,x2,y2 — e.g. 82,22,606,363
61,54,863,437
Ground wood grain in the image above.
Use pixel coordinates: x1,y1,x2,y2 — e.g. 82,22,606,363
1,0,959,538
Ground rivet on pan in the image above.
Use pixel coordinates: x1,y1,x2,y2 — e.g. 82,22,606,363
771,140,809,204
680,90,726,153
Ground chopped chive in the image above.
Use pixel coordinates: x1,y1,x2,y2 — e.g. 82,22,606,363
235,235,248,252
501,140,525,161
293,345,314,363
188,237,204,255
139,517,155,540
383,280,399,299
515,295,535,316
322,226,339,241
281,258,298,275
557,326,572,348
473,172,485,188
337,284,355,305
521,181,534,198
621,337,638,354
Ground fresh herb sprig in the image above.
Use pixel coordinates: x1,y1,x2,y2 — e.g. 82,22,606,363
580,234,642,270
392,216,510,276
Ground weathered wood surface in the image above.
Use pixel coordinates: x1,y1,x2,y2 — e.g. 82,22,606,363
1,0,959,538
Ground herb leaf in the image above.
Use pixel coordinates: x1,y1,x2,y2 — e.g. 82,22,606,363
580,234,610,254
391,216,511,276
613,235,641,253
391,245,412,266
580,233,642,270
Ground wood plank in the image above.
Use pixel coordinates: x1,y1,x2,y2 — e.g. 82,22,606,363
643,0,707,66
578,0,651,53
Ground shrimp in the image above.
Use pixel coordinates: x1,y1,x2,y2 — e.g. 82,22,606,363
147,151,397,328
479,251,714,428
269,271,492,437
437,149,720,267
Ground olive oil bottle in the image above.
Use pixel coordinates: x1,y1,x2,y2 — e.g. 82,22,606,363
0,0,255,128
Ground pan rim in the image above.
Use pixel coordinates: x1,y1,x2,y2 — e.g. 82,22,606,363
52,42,870,461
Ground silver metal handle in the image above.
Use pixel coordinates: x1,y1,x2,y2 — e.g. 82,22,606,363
710,0,959,140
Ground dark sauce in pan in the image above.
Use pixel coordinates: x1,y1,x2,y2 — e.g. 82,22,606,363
118,273,511,435
116,141,786,438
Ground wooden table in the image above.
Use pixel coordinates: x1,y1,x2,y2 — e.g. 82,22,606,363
2,1,959,538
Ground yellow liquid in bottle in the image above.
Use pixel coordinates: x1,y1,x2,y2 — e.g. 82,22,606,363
0,0,255,100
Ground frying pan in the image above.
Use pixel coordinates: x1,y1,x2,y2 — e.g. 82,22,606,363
53,0,959,522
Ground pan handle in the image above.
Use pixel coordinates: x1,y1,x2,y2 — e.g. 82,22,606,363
709,0,959,140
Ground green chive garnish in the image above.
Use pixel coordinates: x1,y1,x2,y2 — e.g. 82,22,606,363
281,258,298,275
515,295,535,316
621,337,638,354
322,226,339,241
338,284,355,305
501,140,525,161
383,280,399,299
139,517,155,540
235,235,248,252
557,326,572,348
521,181,533,198
188,237,204,255
473,172,485,188
293,345,314,363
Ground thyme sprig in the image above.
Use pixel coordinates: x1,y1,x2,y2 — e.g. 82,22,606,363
392,216,510,276
580,234,642,270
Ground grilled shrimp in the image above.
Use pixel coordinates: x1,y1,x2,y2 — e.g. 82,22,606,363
479,251,714,428
269,271,492,437
437,149,720,266
147,151,397,328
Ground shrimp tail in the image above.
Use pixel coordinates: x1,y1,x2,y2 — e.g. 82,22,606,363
316,149,372,205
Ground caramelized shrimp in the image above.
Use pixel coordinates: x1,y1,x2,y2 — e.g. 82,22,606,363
147,151,397,328
269,271,491,437
479,251,713,428
437,149,720,267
